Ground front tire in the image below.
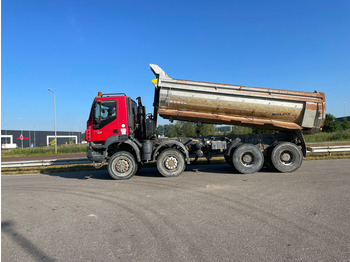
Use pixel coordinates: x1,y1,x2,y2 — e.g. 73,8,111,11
270,142,303,173
157,148,186,177
108,151,137,180
232,144,264,174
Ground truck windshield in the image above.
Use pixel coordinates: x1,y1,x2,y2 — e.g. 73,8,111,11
93,100,117,129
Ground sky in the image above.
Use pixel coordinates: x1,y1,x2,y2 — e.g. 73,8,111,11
2,0,350,132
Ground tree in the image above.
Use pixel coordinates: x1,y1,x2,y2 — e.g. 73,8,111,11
182,122,197,137
157,124,172,137
166,122,196,137
159,121,216,137
322,114,341,132
198,123,216,136
166,124,177,137
156,125,164,136
231,126,253,135
341,118,350,130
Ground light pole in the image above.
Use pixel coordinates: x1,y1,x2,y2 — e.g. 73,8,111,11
48,89,57,154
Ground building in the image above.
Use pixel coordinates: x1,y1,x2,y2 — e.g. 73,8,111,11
1,130,82,149
215,125,233,133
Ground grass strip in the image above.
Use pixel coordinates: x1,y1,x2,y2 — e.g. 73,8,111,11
1,144,86,158
304,129,350,143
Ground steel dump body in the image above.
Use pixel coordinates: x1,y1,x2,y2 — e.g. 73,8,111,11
150,65,326,134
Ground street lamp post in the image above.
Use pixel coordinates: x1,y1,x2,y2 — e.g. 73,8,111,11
48,89,57,154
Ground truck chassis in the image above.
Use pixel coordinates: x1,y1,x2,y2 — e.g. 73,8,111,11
88,130,305,179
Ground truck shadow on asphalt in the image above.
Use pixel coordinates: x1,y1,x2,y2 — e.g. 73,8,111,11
43,163,278,180
43,163,277,180
177,164,276,175
43,169,112,180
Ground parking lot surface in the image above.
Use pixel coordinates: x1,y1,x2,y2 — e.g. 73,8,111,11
2,159,350,261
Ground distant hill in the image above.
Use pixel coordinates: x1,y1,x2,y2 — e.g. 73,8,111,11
336,116,350,122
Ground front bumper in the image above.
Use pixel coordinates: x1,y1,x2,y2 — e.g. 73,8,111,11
86,146,105,163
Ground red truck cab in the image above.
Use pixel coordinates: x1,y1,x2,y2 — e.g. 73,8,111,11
85,93,138,142
85,92,157,177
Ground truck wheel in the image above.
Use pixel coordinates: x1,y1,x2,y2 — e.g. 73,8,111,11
225,143,242,167
108,151,137,180
157,148,185,177
271,142,303,173
232,144,264,174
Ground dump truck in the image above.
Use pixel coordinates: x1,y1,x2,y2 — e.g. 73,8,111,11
85,65,326,179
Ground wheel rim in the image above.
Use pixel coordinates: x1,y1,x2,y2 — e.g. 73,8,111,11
164,155,178,170
280,150,294,165
113,157,132,177
241,152,254,167
116,159,130,173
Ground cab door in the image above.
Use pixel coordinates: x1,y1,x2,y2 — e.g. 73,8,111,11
91,99,120,141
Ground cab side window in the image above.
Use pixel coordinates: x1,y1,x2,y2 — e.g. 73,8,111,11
93,101,117,129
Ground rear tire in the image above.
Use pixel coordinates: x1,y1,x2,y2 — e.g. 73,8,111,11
157,148,185,177
270,142,303,173
232,144,264,174
225,142,242,168
108,151,137,180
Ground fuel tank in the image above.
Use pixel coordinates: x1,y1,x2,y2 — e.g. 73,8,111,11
150,64,326,134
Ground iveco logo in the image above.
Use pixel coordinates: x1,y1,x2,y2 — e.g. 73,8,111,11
93,131,102,134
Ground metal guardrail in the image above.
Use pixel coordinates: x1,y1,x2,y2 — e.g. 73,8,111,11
2,146,350,169
1,158,91,168
306,145,350,153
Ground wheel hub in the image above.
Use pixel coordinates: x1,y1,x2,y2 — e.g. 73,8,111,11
280,151,293,164
242,153,254,166
116,159,129,173
165,156,178,170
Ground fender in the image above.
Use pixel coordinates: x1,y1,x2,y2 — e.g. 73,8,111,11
124,139,142,162
153,140,190,164
104,135,141,162
103,135,129,149
224,138,241,157
295,130,307,157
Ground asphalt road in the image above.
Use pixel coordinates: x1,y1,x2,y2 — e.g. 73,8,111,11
2,160,350,262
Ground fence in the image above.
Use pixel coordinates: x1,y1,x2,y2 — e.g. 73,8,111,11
306,145,350,154
1,158,91,168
